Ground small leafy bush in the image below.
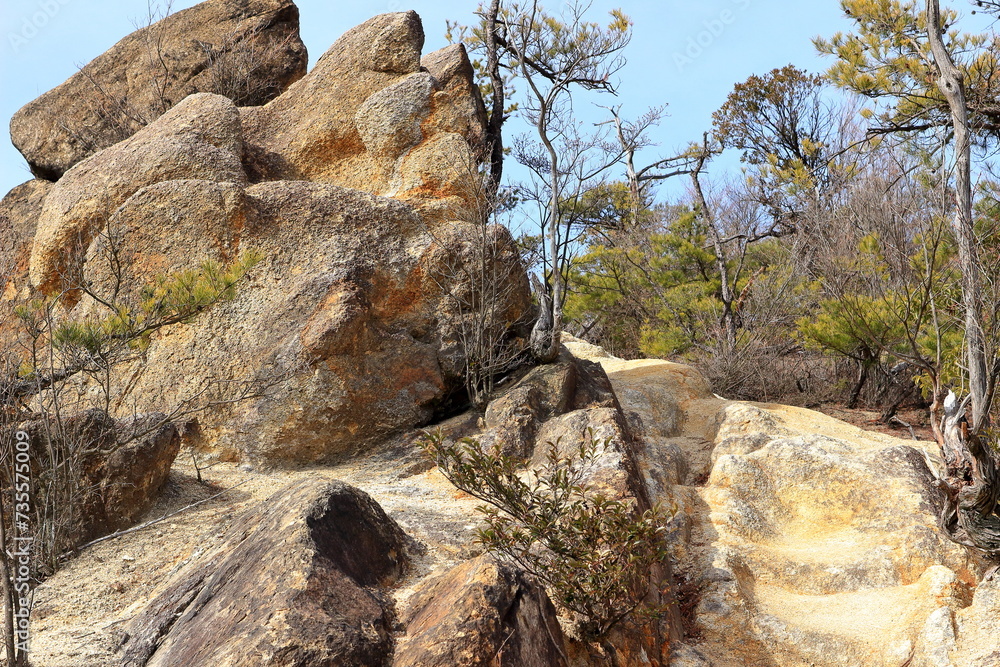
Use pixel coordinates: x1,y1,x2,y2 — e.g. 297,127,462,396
421,429,672,640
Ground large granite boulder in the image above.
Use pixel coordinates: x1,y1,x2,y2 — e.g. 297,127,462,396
118,479,410,667
12,410,180,556
3,11,529,465
10,0,306,180
570,340,985,667
28,93,246,295
241,12,488,222
61,177,529,464
395,555,568,667
0,178,51,340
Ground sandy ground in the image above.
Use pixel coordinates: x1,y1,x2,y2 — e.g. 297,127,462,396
815,405,934,442
23,376,946,666
28,435,486,667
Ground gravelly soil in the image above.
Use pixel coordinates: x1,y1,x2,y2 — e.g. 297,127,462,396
28,435,485,667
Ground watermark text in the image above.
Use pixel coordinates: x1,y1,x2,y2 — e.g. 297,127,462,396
8,0,74,54
12,430,32,655
673,0,752,72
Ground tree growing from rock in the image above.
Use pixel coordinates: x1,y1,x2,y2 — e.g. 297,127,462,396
455,1,635,363
818,0,1000,553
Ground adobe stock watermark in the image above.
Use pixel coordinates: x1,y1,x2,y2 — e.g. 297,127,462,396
8,0,74,54
12,430,33,656
673,0,752,73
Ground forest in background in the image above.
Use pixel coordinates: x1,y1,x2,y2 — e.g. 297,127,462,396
454,0,1000,438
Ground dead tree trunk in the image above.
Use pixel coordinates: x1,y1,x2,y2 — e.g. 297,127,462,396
938,392,1000,552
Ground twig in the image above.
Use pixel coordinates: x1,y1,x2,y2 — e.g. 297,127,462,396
491,629,515,663
890,415,918,440
62,480,247,557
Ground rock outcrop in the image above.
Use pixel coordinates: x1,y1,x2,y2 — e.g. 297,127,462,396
111,341,681,667
441,342,681,664
25,335,998,667
481,348,618,458
29,93,246,295
395,555,567,667
565,338,984,667
119,479,411,667
14,4,997,667
10,0,307,180
241,12,487,222
4,9,529,465
14,410,180,554
63,177,529,464
0,178,50,338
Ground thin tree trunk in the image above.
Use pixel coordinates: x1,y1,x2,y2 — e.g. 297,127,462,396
526,89,562,361
691,140,737,352
847,360,869,410
927,0,999,556
929,388,946,447
547,137,564,361
927,0,989,430
0,490,17,667
610,108,641,225
483,0,505,198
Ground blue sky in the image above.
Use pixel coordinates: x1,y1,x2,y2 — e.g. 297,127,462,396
0,0,859,199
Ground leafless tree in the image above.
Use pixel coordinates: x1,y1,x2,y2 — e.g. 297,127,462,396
0,209,289,663
429,165,531,410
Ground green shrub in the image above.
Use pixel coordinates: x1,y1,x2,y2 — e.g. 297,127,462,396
420,429,673,640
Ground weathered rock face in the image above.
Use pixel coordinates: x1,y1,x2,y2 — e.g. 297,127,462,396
570,339,985,667
481,348,619,458
10,0,307,180
952,573,1000,667
241,12,488,222
93,413,181,540
419,44,488,150
119,479,410,667
0,179,49,290
66,177,529,464
0,178,50,339
533,407,648,505
446,341,681,664
686,434,975,667
15,410,179,554
395,555,567,667
4,11,528,465
29,93,246,295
